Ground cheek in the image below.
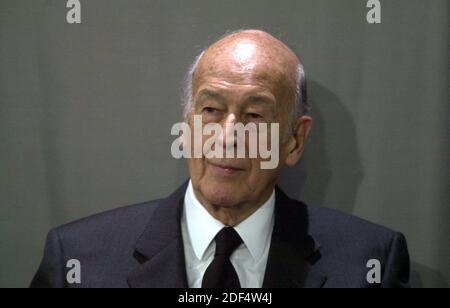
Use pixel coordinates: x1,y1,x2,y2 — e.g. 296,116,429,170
279,143,292,166
248,158,284,184
247,160,271,183
187,158,207,179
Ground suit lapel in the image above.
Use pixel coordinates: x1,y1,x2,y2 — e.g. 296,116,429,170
127,182,326,288
263,187,327,288
127,182,189,288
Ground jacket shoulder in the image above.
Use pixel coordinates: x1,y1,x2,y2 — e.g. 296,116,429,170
303,202,409,287
302,201,404,260
52,199,162,244
305,202,400,240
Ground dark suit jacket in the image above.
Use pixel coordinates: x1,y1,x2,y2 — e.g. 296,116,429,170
30,182,410,288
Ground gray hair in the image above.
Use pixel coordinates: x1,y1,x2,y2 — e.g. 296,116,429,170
182,48,310,139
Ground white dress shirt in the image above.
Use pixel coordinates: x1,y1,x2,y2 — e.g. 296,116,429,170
181,180,275,288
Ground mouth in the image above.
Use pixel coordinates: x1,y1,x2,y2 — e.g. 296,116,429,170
207,160,245,176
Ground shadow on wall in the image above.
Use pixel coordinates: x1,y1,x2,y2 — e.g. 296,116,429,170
279,80,363,215
278,80,450,288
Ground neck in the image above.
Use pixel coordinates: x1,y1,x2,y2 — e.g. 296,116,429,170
193,187,274,226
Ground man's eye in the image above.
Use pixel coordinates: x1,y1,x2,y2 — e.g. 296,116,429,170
247,113,263,119
202,107,219,114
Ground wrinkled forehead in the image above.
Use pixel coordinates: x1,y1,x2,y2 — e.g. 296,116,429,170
193,40,298,104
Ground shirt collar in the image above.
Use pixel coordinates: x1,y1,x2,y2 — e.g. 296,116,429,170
184,180,275,262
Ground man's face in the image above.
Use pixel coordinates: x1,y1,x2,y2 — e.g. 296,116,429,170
186,39,300,209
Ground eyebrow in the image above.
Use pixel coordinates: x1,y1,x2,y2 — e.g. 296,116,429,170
245,95,275,106
194,89,226,106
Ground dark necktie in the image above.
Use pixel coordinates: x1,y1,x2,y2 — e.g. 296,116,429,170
201,227,243,288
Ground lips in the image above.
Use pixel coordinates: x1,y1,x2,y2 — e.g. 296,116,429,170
207,160,246,172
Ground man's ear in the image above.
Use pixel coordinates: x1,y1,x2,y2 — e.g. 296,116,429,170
285,115,313,167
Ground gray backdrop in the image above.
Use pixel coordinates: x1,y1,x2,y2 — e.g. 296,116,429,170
0,0,448,287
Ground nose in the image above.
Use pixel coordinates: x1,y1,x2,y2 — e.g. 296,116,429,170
219,113,237,150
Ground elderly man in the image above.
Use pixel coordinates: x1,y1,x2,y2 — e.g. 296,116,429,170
31,30,410,288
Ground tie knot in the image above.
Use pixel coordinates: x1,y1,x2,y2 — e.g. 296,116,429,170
214,227,242,257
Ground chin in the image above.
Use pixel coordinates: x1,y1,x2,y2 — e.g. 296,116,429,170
202,183,244,208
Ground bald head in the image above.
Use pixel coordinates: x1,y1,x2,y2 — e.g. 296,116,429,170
183,30,308,135
196,30,300,87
